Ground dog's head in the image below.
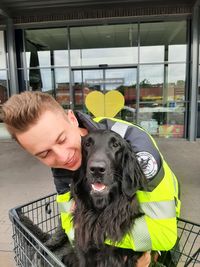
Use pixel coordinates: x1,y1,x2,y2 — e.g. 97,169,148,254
74,130,146,210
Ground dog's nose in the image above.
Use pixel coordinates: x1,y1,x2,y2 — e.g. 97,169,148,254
88,161,106,175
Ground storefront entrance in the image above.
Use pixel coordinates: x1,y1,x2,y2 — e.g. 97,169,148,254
71,66,186,138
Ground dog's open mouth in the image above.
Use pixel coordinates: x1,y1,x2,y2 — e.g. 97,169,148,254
91,183,107,193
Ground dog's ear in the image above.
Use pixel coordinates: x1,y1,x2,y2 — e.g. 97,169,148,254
122,145,147,198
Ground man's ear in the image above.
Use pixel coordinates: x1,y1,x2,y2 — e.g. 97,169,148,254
66,110,79,127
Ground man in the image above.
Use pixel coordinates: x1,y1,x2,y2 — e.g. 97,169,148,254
2,91,180,267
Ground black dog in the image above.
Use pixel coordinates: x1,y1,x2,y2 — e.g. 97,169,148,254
19,130,147,267
62,129,147,266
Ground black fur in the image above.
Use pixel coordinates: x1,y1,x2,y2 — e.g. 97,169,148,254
19,130,147,267
63,130,147,266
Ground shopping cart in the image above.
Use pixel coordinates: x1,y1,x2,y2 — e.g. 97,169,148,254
9,193,200,267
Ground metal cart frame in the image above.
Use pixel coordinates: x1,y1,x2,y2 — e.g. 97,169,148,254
9,193,200,267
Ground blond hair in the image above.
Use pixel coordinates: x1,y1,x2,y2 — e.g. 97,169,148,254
2,91,65,139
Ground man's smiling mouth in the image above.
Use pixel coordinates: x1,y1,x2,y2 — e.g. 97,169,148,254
65,152,76,167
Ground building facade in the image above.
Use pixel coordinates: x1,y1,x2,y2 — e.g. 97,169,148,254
0,0,200,140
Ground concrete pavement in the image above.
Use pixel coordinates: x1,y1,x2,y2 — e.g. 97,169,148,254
0,138,200,266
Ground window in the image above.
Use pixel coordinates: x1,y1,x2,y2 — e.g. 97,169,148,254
0,31,8,104
70,24,138,67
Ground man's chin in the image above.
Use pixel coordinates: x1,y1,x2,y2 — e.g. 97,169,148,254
61,159,81,170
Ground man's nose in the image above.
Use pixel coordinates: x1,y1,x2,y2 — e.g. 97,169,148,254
88,161,106,176
53,146,68,163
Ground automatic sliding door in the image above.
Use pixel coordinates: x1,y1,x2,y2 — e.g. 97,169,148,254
105,68,137,122
72,69,103,111
72,68,137,122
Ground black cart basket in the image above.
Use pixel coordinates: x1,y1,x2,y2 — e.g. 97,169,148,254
9,193,200,267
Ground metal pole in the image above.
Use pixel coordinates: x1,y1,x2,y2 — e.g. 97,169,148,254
6,18,18,95
188,2,199,141
67,27,74,110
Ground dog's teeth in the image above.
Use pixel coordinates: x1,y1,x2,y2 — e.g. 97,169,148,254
91,183,106,192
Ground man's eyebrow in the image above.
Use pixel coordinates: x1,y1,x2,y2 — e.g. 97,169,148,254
34,131,65,157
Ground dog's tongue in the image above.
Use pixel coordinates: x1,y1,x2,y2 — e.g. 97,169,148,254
91,183,106,192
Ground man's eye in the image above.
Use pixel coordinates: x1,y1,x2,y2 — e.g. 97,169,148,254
39,151,49,159
58,138,66,144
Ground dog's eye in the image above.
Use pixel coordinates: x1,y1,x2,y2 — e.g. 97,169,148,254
85,141,91,147
111,137,120,148
113,142,119,147
84,137,93,147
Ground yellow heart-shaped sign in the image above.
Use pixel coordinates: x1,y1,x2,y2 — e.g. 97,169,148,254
85,90,124,117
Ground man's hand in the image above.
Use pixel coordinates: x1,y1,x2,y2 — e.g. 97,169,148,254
136,252,151,267
70,200,76,213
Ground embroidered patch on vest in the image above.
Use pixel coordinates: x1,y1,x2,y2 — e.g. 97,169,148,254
136,151,158,179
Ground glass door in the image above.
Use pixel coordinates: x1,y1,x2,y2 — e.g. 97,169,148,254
104,68,137,122
72,67,137,122
138,64,186,137
72,69,103,112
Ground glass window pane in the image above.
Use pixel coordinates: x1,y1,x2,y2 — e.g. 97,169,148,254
72,69,104,112
138,64,185,137
105,68,137,122
81,47,138,66
27,68,53,93
139,104,185,138
54,50,69,66
70,50,81,66
105,68,136,91
167,64,186,101
0,31,6,69
83,69,104,91
159,102,185,138
139,64,163,135
38,51,51,67
25,28,68,68
0,70,8,104
55,68,70,107
140,21,187,63
139,64,164,94
140,46,164,63
72,70,85,111
70,24,138,66
168,45,186,62
199,66,200,101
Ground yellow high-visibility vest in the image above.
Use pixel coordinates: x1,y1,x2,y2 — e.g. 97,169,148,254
56,117,180,251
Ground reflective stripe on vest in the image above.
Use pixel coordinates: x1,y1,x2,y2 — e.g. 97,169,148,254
140,200,176,219
58,201,73,213
171,171,181,217
111,122,129,138
57,192,75,244
131,216,152,250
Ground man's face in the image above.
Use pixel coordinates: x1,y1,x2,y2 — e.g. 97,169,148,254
16,110,87,170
